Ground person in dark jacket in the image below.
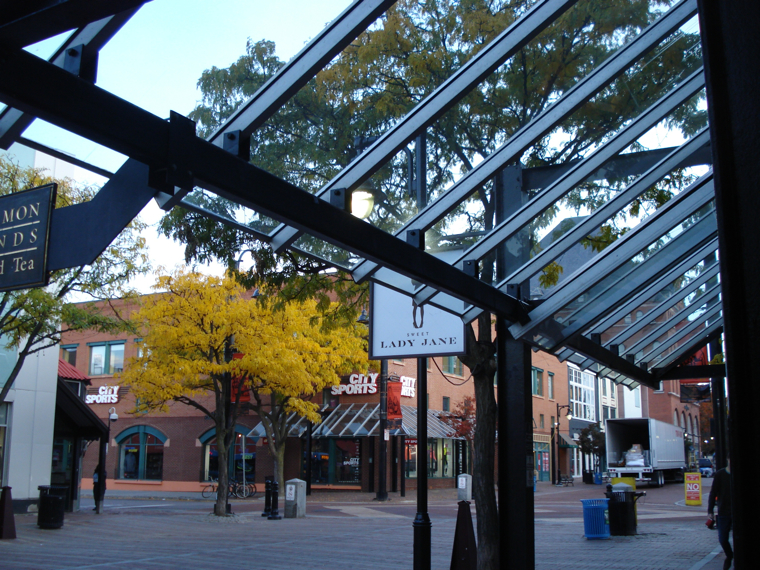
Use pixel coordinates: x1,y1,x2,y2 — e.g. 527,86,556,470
708,458,732,570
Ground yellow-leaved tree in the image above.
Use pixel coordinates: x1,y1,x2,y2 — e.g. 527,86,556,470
119,269,369,515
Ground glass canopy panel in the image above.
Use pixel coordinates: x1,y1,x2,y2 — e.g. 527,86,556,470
640,305,722,368
181,190,281,236
424,10,704,288
621,292,721,363
336,0,691,269
596,258,720,348
292,233,359,270
20,120,127,180
526,200,717,350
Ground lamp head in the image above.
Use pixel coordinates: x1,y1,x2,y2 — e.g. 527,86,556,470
108,406,118,422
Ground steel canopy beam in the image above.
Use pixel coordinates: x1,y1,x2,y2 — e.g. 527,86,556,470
0,0,148,49
0,47,529,323
416,71,706,310
351,0,698,282
654,364,725,380
563,334,658,388
205,0,398,144
0,9,139,149
270,0,581,251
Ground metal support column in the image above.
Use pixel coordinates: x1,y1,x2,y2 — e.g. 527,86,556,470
376,359,389,501
698,1,760,567
413,357,431,570
497,321,534,570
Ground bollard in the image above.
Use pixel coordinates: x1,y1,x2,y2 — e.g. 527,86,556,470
262,477,272,517
268,480,282,520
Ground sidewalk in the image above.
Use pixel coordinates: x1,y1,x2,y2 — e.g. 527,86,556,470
3,482,727,570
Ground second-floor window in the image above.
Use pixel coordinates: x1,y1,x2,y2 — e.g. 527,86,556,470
569,366,595,422
532,368,543,396
442,356,463,376
89,341,125,376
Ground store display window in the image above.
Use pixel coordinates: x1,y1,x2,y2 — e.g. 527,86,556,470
307,438,362,485
405,438,456,478
116,425,166,480
200,426,256,483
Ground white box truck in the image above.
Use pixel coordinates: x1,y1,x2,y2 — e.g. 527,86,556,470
605,418,686,486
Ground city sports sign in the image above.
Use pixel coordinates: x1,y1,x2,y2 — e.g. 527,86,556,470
0,184,57,292
369,282,465,360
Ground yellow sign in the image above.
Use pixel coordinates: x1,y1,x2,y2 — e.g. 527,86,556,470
685,472,702,506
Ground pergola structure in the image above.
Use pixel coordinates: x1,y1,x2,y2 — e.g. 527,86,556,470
1,1,756,569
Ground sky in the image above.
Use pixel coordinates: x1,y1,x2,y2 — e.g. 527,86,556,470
21,0,353,291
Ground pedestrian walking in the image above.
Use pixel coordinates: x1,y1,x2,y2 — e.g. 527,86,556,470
708,458,732,569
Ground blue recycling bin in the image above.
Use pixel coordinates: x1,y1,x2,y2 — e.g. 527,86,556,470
594,472,602,485
580,498,610,539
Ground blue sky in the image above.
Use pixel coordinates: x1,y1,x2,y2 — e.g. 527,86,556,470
23,0,354,289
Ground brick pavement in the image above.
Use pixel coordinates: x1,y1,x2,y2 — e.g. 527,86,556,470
1,482,730,570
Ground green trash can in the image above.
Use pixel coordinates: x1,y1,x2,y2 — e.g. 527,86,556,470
580,498,610,539
37,486,65,529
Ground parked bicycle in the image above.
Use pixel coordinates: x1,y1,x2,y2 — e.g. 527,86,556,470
202,478,257,499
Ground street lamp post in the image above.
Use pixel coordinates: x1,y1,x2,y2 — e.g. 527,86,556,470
555,404,572,486
95,407,118,514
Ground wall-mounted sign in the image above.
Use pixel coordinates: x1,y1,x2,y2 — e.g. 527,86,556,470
369,282,465,360
0,184,56,292
400,376,416,398
331,373,378,395
86,385,120,404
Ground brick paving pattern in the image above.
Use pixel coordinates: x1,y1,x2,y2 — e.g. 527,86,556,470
0,483,730,570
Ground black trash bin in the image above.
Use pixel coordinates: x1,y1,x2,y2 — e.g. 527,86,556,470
605,483,645,535
37,486,65,529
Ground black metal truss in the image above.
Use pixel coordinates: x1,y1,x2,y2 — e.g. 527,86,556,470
0,49,529,323
416,70,707,312
351,0,698,283
0,8,139,149
269,0,581,251
509,174,716,344
0,0,146,49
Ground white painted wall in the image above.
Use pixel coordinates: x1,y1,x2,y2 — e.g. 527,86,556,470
3,345,58,501
619,384,644,419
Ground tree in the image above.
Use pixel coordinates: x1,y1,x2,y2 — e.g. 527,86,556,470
579,422,605,472
0,155,149,404
119,269,369,515
441,395,476,467
159,0,704,563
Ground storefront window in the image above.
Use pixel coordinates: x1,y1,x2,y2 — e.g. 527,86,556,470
404,438,457,478
200,427,256,482
405,438,418,478
307,438,362,485
534,441,551,482
116,426,165,480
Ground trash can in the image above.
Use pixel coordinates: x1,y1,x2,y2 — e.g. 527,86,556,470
37,486,65,529
605,483,645,535
580,498,610,539
593,472,602,485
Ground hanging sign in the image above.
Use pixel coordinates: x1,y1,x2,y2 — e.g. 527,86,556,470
369,282,465,359
0,184,57,292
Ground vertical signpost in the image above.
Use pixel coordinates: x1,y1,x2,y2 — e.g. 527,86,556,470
369,281,465,570
0,184,56,292
685,472,702,506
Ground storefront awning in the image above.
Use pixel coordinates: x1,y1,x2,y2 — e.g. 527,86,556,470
246,404,459,440
55,378,108,440
558,433,578,449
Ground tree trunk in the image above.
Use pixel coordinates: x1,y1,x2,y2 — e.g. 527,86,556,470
472,369,499,570
214,430,230,516
459,315,499,570
271,441,287,493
